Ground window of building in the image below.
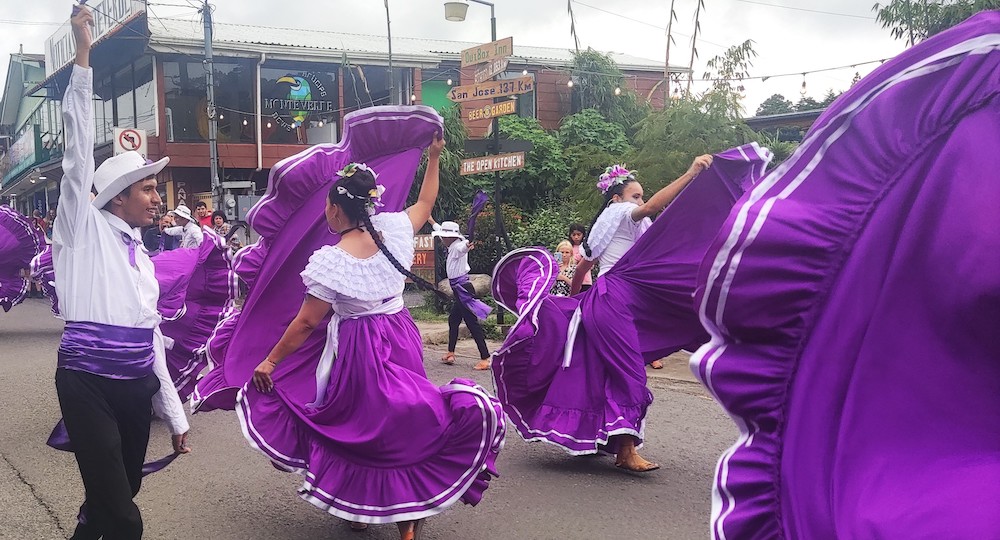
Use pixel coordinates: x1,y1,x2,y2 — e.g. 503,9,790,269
134,57,156,135
342,65,407,111
498,70,536,119
163,59,255,143
114,64,135,129
260,63,340,145
93,74,115,145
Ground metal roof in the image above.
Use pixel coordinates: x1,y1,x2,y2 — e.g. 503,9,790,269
149,17,686,73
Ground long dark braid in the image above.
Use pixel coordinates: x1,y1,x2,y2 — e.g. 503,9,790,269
581,179,635,258
329,170,449,301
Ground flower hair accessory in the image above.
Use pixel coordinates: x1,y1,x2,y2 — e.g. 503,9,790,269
596,164,636,194
335,163,385,214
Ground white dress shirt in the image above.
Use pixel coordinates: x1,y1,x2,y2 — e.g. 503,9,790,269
164,221,204,248
54,64,188,435
445,239,472,279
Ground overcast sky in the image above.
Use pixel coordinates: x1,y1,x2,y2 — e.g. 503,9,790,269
1,0,905,116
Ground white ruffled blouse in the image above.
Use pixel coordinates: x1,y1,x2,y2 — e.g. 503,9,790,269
300,212,415,313
583,202,651,277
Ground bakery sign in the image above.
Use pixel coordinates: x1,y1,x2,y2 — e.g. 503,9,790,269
261,71,338,131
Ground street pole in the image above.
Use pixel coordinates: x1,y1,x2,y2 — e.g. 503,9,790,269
202,0,221,213
487,5,509,326
385,0,395,105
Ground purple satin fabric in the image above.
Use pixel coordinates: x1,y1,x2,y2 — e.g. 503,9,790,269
466,190,489,242
57,321,154,379
120,232,137,267
0,205,46,312
450,274,492,320
46,420,179,478
693,12,1000,539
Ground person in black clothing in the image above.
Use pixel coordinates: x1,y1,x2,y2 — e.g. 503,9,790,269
142,213,179,254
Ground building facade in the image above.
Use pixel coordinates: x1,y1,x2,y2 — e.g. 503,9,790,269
1,0,683,218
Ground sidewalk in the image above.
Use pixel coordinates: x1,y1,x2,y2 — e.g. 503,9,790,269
413,319,699,385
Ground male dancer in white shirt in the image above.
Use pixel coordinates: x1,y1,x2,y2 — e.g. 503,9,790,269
53,5,190,538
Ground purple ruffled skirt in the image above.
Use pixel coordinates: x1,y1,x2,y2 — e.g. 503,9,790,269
236,310,504,524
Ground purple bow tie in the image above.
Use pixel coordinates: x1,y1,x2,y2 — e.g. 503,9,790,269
121,232,138,267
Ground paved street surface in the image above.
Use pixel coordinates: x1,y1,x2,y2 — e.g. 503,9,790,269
1,298,736,540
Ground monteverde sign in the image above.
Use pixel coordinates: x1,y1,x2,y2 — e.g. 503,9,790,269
262,71,337,131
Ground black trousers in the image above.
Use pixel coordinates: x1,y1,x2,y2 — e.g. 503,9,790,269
55,369,160,540
448,282,490,359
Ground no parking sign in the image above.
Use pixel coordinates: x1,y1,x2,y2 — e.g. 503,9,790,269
113,127,147,158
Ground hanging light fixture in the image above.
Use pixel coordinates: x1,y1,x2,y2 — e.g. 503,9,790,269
447,78,453,85
318,120,324,127
219,113,225,120
266,122,272,128
242,118,248,126
411,93,417,102
614,86,622,96
567,79,574,88
800,73,808,96
522,69,528,76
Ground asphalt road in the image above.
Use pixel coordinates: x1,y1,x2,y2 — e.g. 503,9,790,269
0,298,736,540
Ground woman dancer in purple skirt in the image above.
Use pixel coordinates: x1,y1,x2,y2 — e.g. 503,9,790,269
491,146,769,473
246,137,504,540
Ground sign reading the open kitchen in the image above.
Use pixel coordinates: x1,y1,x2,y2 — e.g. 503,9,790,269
460,37,513,68
448,76,534,103
460,152,526,176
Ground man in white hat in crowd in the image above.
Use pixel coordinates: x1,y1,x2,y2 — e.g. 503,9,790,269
164,202,204,248
52,5,190,539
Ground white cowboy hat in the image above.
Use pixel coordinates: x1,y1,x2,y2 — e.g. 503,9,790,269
173,204,195,223
432,221,464,240
91,151,169,210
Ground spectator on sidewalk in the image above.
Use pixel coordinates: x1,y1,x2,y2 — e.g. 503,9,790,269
195,200,212,227
164,204,204,248
211,210,230,236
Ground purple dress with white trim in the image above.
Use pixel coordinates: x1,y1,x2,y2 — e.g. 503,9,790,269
692,12,1000,539
490,144,769,455
155,229,239,401
0,205,46,312
193,106,504,524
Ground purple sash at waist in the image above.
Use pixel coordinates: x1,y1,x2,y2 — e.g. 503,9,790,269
450,275,492,321
58,321,154,379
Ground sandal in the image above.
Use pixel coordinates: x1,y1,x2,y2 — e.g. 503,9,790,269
614,457,661,473
649,360,664,369
349,522,368,532
398,519,425,540
441,352,456,365
473,359,491,371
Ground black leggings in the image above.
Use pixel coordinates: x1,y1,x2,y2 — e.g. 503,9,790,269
448,282,490,359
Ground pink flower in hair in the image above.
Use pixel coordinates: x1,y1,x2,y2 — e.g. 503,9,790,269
596,164,636,193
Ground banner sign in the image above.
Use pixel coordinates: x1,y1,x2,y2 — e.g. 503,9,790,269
474,57,510,84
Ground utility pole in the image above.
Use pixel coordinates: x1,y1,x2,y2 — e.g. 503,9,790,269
385,0,395,104
202,0,221,212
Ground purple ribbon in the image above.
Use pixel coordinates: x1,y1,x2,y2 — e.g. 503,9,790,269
47,420,180,478
466,190,489,242
121,232,137,267
450,275,492,320
57,321,154,379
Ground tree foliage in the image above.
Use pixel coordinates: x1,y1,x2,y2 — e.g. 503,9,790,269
819,89,841,108
488,115,571,213
794,96,823,111
702,40,757,120
509,204,583,252
873,0,1000,44
558,109,632,155
557,109,635,221
571,48,651,132
409,103,471,221
755,93,794,116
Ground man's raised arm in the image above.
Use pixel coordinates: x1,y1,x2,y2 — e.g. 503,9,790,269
53,5,95,246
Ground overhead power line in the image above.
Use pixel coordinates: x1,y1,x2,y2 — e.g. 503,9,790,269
734,0,876,20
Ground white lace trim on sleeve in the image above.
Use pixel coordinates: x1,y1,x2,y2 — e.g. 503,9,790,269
582,202,638,261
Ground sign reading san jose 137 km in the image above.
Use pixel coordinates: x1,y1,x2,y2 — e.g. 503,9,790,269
448,76,534,103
